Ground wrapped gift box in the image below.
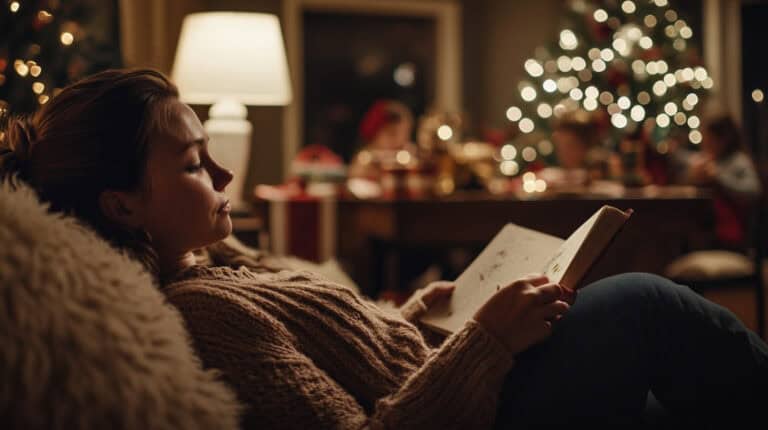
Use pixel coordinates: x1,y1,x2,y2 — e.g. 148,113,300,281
256,183,337,263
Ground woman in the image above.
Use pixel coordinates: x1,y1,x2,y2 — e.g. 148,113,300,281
1,69,766,428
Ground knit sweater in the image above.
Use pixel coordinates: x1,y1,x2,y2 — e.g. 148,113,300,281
162,265,516,429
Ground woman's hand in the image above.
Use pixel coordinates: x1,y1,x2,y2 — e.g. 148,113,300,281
398,281,455,322
419,281,455,311
473,274,571,356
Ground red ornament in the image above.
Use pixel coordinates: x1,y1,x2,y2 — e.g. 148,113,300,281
482,126,507,147
587,18,611,42
640,47,662,62
526,160,545,172
606,67,628,88
592,109,611,136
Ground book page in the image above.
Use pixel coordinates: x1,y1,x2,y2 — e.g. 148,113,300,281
419,205,631,335
420,224,564,335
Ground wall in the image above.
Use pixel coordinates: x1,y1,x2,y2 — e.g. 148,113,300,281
461,0,563,137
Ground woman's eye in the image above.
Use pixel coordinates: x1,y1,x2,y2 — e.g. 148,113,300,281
186,163,203,172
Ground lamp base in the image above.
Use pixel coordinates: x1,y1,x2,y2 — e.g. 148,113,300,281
204,100,252,210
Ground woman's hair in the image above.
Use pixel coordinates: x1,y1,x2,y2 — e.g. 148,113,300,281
358,99,413,143
0,68,180,278
703,111,746,158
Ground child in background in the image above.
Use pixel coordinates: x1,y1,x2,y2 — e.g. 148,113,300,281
347,99,420,181
672,110,762,248
538,110,609,190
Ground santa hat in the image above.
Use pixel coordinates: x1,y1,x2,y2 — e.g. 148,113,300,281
358,100,392,143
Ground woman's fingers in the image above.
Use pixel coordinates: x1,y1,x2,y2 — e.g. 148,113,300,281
531,300,570,321
421,282,455,306
427,281,454,290
534,282,563,304
522,273,550,287
560,286,577,305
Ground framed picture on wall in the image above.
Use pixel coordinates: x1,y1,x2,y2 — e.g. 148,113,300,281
302,11,436,162
282,0,461,172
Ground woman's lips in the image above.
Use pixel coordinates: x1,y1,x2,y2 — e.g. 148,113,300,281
218,200,231,214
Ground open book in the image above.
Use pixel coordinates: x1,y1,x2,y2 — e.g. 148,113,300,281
419,205,633,335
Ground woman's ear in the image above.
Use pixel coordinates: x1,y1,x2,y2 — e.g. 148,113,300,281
98,190,142,229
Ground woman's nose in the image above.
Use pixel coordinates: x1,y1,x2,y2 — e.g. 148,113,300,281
211,163,234,192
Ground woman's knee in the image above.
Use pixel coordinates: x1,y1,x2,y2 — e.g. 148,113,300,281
596,272,677,287
579,272,688,311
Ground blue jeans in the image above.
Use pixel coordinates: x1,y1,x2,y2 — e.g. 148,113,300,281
494,273,768,428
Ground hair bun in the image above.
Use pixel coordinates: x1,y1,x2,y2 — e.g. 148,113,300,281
0,118,36,182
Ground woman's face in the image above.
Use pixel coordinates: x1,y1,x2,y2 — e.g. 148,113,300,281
372,120,412,150
133,99,233,256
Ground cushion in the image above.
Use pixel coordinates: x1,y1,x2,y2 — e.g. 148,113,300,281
664,250,755,282
0,181,241,429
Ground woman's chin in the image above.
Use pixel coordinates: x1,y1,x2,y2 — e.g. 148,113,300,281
216,215,233,238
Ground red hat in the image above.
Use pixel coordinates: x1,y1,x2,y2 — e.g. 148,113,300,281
358,100,392,142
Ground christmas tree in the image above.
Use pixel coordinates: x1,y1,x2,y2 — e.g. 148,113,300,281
0,0,122,126
500,0,711,180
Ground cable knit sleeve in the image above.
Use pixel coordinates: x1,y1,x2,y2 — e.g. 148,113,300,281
165,284,515,430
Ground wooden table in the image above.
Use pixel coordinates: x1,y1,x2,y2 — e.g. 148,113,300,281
248,186,715,297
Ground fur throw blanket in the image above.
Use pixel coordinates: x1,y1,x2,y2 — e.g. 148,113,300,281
0,182,241,430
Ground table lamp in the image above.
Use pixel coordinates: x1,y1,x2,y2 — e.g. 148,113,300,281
171,12,292,209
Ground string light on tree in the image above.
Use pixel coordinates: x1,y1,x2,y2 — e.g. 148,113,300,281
506,106,522,121
537,103,553,118
525,59,544,77
522,146,538,162
437,125,453,140
594,9,608,22
501,144,517,160
2,1,121,115
519,118,535,133
498,0,710,177
621,1,636,14
656,113,670,128
542,79,557,93
630,105,645,121
500,160,519,176
521,85,537,102
572,56,587,71
560,29,579,50
689,129,702,144
60,32,74,45
538,139,554,155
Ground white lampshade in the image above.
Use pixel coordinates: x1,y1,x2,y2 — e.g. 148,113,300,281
171,12,292,106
